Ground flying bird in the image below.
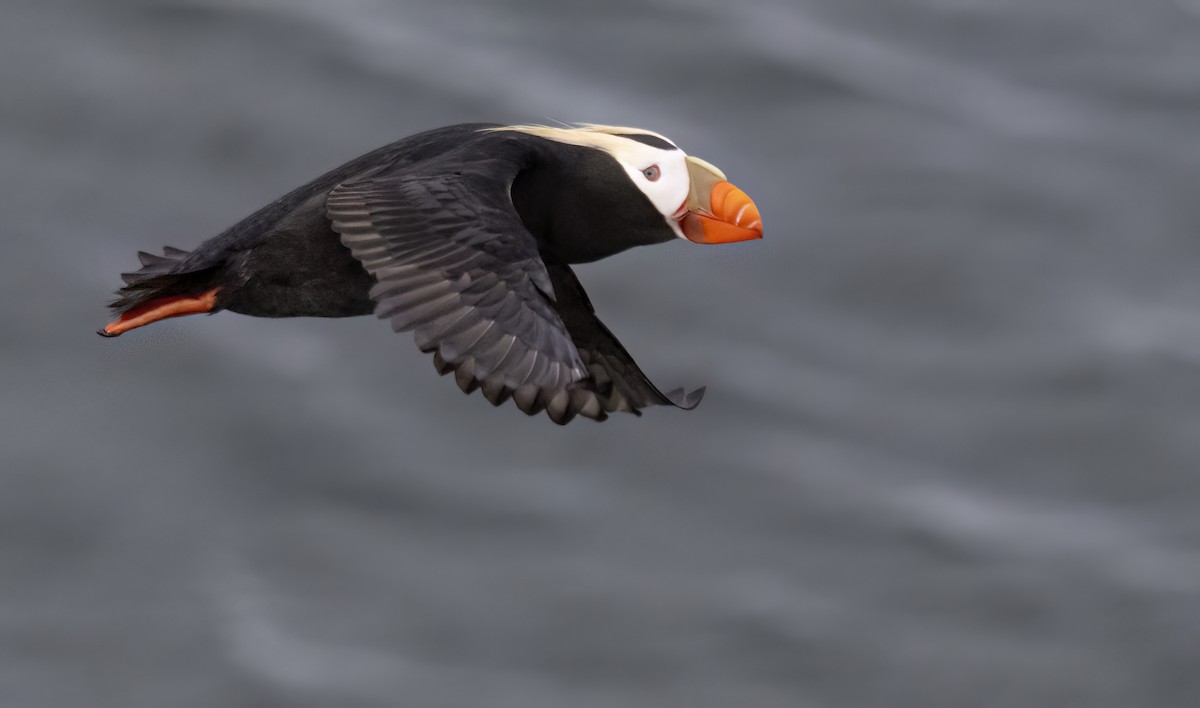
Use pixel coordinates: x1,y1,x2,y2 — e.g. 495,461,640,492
99,123,762,423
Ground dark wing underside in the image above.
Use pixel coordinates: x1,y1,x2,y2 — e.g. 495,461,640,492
326,136,702,423
543,263,705,418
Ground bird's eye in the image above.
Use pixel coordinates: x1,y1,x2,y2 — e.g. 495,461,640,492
642,165,661,182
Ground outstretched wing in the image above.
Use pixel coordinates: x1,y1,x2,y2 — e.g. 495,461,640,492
326,139,702,423
543,263,705,420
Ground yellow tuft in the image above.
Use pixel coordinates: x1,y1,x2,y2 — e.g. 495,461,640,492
480,123,677,149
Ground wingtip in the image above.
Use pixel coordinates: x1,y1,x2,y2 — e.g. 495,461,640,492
665,385,706,410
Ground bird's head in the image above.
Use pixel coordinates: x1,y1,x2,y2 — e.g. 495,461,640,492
488,124,762,260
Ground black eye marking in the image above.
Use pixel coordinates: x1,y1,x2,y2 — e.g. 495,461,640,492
614,133,678,150
642,165,661,182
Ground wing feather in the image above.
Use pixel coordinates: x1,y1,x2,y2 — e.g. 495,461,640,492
326,136,702,423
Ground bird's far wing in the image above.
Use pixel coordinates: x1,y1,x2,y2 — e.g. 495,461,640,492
326,146,599,422
543,263,706,420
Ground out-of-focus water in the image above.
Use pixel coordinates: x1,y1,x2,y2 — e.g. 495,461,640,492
3,0,1199,706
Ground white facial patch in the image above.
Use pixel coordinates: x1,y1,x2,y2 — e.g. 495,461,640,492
484,124,693,239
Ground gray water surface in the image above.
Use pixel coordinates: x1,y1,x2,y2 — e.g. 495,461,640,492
3,1,1199,706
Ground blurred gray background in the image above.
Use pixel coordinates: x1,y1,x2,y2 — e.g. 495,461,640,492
3,0,1199,706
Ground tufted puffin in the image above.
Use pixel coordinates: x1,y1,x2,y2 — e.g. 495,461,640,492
99,123,762,423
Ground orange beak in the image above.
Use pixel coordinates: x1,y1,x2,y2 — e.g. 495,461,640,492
678,155,762,244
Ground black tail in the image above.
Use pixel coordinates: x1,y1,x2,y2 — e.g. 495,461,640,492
109,246,217,315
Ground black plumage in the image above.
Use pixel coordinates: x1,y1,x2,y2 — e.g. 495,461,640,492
102,123,727,423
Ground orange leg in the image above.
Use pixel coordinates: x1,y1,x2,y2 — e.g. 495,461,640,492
97,288,220,337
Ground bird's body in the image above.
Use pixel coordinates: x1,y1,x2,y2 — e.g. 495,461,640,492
100,123,761,423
